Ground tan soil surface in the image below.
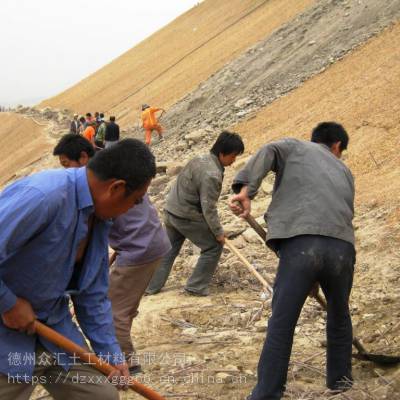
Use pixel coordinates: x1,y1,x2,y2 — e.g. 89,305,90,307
39,0,315,124
4,1,398,399
0,113,54,187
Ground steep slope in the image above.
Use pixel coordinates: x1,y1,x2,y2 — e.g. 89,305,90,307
0,113,54,186
161,0,400,140
120,15,400,400
40,0,315,124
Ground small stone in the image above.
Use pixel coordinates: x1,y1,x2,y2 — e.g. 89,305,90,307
182,327,198,336
254,319,267,332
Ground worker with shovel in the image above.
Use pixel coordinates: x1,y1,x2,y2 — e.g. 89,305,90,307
230,122,356,399
146,131,244,296
0,140,156,399
141,104,165,145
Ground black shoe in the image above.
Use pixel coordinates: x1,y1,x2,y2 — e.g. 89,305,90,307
183,288,209,297
144,289,160,296
128,365,143,375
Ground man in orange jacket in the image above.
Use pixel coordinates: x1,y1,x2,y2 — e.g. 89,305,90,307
141,104,165,145
83,120,96,147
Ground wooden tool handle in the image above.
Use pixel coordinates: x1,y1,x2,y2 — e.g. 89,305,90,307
225,238,273,293
239,214,370,355
34,321,166,400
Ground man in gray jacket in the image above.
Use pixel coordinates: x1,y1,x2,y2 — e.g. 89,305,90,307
147,131,244,296
230,122,355,399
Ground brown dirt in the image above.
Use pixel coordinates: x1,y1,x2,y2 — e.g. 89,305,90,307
0,113,54,187
6,2,399,400
39,0,315,125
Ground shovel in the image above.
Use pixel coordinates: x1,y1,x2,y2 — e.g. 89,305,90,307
232,209,400,365
34,320,166,400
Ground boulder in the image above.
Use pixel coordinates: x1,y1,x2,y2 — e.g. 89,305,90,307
242,228,263,244
261,181,273,195
184,129,207,144
234,97,254,109
166,162,184,177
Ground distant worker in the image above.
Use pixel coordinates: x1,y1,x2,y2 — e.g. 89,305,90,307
95,113,107,148
141,104,165,145
83,120,96,146
105,116,120,148
85,112,93,128
78,116,86,135
94,111,101,125
146,131,244,296
69,114,80,134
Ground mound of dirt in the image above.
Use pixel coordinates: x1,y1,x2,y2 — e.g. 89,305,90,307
0,113,55,187
40,0,315,124
161,0,400,140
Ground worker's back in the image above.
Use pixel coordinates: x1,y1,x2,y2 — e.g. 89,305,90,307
141,107,159,128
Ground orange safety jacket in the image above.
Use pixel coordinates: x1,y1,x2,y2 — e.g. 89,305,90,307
141,107,161,129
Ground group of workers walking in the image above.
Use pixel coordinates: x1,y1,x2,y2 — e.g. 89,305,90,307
70,104,165,148
0,116,356,400
70,112,120,149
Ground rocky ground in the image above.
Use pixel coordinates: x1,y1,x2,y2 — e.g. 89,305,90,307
4,0,399,399
127,0,400,144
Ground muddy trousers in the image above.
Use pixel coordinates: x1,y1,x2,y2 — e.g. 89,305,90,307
146,212,223,296
249,235,355,400
0,345,118,400
108,258,162,366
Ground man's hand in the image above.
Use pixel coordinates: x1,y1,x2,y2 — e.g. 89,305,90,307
216,234,226,246
229,186,251,218
108,363,130,390
1,297,36,334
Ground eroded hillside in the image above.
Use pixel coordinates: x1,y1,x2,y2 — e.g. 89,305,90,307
40,0,315,124
1,0,399,399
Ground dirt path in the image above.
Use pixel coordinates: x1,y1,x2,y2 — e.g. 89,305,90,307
0,113,55,187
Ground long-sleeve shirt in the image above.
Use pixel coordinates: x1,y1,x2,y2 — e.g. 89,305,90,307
0,167,123,378
165,153,224,237
232,138,355,249
109,194,171,266
105,121,120,142
141,107,161,129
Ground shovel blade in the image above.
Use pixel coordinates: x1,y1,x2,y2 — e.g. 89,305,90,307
352,353,400,365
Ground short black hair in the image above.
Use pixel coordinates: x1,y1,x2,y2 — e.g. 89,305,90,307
210,131,244,156
100,113,104,118
86,112,92,118
53,133,95,161
110,116,116,122
88,138,156,194
311,122,349,151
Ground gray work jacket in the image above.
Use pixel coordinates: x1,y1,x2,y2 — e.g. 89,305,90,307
165,153,224,237
232,138,355,248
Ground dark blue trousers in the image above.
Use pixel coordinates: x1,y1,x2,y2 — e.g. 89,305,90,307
249,235,355,400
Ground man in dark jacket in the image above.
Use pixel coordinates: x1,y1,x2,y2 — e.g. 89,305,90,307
146,131,244,296
230,122,356,399
105,116,120,148
69,114,80,134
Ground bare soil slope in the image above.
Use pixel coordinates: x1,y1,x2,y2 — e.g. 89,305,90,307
6,1,398,399
40,0,315,124
161,0,400,140
0,113,54,186
114,16,400,400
